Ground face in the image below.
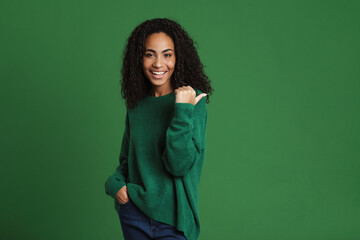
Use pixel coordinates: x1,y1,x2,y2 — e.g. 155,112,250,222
142,32,176,91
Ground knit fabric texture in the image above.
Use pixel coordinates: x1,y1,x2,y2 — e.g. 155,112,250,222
105,89,207,240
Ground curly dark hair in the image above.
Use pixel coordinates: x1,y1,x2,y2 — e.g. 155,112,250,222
120,17,214,109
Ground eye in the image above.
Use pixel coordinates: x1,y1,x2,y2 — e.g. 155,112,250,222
144,53,153,57
164,54,172,58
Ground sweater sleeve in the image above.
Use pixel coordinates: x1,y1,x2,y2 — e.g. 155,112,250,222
105,111,130,199
161,97,207,177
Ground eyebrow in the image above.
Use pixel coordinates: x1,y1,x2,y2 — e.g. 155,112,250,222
145,49,174,53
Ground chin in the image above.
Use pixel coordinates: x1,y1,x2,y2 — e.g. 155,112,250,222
151,80,168,86
148,77,170,87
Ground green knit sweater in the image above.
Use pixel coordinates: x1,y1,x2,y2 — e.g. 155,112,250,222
105,89,207,240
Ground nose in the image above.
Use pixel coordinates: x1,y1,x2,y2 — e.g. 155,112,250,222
152,56,163,68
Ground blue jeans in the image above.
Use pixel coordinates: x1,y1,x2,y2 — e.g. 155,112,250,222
117,199,187,240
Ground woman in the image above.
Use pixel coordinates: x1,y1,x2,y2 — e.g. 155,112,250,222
105,18,213,240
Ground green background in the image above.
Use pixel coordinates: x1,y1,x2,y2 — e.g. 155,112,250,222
1,0,359,239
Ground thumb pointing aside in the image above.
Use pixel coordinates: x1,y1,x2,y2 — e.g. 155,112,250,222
194,93,207,105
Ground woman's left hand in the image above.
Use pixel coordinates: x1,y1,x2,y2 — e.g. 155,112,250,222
174,86,207,105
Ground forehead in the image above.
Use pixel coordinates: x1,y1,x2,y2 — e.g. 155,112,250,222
144,32,174,50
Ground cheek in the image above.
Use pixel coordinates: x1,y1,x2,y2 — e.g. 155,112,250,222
169,60,176,70
142,59,150,69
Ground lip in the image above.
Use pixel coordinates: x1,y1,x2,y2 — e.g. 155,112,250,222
150,70,167,79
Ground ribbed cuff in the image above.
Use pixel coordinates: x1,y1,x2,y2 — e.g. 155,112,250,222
105,179,127,200
173,103,194,121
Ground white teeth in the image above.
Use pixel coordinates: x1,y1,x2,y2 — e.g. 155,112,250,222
151,71,166,75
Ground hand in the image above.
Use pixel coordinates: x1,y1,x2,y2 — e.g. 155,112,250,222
116,185,129,204
174,86,207,105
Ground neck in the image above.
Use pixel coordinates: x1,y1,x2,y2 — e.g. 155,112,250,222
150,86,174,97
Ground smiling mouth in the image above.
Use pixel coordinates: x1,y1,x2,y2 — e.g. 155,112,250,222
150,70,167,79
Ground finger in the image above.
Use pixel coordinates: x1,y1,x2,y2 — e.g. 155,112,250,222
119,196,128,204
194,93,207,105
